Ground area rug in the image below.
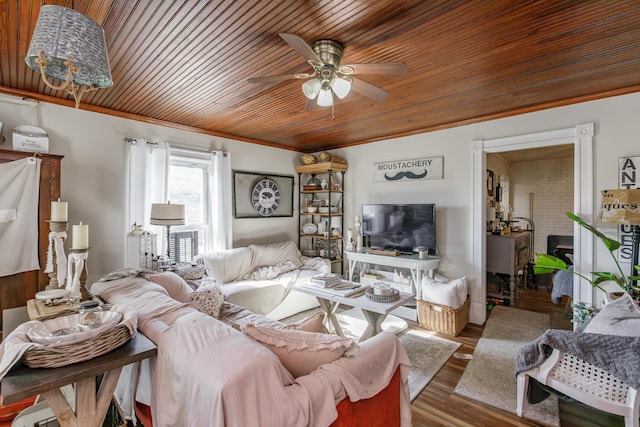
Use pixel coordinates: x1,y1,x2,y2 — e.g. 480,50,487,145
281,308,460,401
453,306,560,426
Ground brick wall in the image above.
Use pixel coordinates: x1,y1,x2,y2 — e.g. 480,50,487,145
510,156,574,256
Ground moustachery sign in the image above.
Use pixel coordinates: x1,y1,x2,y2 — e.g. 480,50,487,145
373,157,443,183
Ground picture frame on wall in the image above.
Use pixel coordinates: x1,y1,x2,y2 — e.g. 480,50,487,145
487,169,494,197
233,170,294,218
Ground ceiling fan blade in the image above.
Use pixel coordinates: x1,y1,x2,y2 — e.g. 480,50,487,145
305,98,319,111
279,33,322,64
342,63,407,75
351,77,389,101
247,73,304,84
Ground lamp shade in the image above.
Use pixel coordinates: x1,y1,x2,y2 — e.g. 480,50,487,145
330,76,351,99
150,203,186,226
317,87,333,107
597,189,640,225
25,5,113,88
302,79,322,99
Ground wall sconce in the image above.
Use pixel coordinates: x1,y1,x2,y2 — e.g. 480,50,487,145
25,5,113,108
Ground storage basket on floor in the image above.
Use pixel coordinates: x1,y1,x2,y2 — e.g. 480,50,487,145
417,297,469,336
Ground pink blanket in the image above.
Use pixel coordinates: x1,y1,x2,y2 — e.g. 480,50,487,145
91,276,411,426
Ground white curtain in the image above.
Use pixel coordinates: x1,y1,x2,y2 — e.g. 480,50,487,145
127,140,168,248
206,151,232,252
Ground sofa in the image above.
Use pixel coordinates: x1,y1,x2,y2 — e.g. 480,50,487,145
195,241,330,320
87,271,412,427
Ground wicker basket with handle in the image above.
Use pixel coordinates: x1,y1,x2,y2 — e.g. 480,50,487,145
417,297,470,336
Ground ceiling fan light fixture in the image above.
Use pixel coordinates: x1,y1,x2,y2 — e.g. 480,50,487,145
317,87,333,107
302,78,322,99
330,76,351,99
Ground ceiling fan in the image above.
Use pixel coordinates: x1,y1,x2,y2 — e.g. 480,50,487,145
248,33,407,109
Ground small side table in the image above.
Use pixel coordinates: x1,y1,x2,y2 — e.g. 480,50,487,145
1,333,157,427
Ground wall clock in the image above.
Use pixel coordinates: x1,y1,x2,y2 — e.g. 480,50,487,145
233,171,293,218
251,177,281,216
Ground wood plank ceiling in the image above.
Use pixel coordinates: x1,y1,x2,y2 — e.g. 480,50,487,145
1,1,640,152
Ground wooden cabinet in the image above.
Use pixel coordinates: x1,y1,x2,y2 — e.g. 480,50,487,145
295,162,347,274
486,231,531,303
0,149,63,333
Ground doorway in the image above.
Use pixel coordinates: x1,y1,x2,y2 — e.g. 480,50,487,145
470,123,595,325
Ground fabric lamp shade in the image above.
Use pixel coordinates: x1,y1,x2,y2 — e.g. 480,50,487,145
25,5,113,88
597,189,640,225
150,203,186,226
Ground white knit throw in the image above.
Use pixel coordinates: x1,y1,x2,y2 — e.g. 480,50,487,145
66,251,88,297
44,231,67,287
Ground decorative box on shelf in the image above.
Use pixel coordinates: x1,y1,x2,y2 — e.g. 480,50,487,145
417,297,470,336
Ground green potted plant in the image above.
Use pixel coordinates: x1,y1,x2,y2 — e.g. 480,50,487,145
534,212,640,296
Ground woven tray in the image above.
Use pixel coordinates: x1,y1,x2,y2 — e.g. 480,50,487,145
365,287,400,302
23,323,131,368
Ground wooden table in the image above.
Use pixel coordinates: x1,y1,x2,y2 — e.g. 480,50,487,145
1,333,157,427
297,284,414,342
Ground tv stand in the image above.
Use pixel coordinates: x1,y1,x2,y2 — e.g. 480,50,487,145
344,250,440,300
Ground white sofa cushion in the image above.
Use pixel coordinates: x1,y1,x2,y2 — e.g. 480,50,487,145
243,260,299,281
200,247,253,284
249,241,303,269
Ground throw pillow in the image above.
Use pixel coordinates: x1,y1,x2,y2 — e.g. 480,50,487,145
285,311,327,333
190,283,225,318
146,271,193,303
242,323,358,378
248,241,303,269
242,261,300,281
200,247,253,284
583,293,640,336
421,276,468,309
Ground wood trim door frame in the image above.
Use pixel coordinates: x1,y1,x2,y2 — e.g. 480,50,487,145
471,123,594,325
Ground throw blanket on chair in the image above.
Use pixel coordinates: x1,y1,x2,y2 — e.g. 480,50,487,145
515,329,640,402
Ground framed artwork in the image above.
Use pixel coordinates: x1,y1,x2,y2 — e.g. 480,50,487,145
486,169,494,197
233,170,294,218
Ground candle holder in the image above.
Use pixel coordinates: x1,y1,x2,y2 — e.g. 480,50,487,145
44,220,68,290
67,247,91,302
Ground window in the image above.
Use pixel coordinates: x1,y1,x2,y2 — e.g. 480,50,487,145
166,150,209,261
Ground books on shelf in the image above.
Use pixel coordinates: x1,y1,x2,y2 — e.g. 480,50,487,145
309,273,342,288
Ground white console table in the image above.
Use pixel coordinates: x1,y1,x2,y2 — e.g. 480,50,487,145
344,250,440,300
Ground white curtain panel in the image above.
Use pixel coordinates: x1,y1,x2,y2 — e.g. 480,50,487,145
207,150,232,251
127,140,168,250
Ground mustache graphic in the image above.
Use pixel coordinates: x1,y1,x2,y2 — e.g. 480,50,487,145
384,170,428,181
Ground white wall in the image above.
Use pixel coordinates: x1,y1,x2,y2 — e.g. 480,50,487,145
2,91,639,303
0,98,300,283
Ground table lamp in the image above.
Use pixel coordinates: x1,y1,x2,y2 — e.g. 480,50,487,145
150,202,185,262
597,189,640,286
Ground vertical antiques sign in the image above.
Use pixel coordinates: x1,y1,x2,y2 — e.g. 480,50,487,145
373,157,444,183
617,156,640,262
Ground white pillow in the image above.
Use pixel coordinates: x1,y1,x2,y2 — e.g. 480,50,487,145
421,276,468,309
200,247,253,283
249,241,303,269
146,271,193,303
583,293,640,336
242,323,358,377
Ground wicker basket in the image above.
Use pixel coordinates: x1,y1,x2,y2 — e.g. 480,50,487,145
417,297,470,336
23,323,131,368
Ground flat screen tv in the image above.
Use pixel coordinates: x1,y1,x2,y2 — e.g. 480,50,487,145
362,204,436,254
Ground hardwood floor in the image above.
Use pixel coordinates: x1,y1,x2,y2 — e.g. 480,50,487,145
409,287,624,426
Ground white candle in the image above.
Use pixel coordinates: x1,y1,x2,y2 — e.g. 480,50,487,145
72,222,89,249
51,199,68,222
347,228,353,241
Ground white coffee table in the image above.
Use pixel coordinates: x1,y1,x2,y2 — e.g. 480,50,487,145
297,284,414,342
